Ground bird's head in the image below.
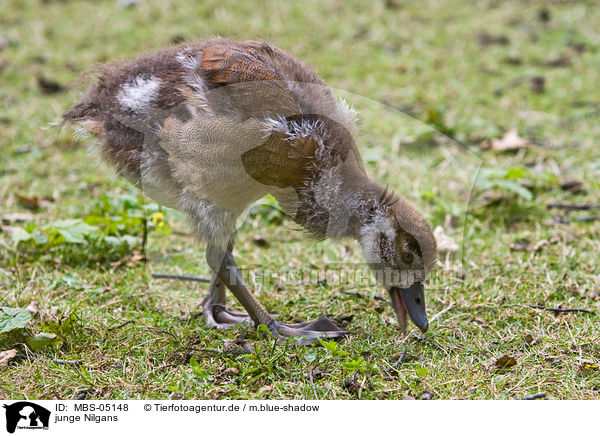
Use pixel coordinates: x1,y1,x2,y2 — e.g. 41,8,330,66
358,191,437,333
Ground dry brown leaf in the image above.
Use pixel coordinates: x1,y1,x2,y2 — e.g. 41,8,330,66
420,391,434,400
433,226,459,253
510,238,531,251
109,251,146,269
223,339,254,355
1,212,34,223
530,76,545,94
544,53,571,67
15,194,53,210
252,238,270,248
495,354,518,370
0,349,18,368
37,76,65,94
477,32,509,46
482,129,530,151
510,238,549,252
560,179,584,194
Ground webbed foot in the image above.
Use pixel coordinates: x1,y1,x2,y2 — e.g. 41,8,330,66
268,316,350,345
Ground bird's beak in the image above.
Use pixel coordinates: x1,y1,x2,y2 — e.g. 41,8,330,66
388,282,428,333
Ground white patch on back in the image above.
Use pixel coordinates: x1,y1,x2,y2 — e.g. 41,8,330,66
117,76,161,112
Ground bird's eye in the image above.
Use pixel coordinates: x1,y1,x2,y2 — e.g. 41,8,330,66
402,252,414,264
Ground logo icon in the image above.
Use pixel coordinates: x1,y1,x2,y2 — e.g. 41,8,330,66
2,402,50,434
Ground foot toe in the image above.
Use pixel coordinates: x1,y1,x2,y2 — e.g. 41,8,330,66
203,305,250,329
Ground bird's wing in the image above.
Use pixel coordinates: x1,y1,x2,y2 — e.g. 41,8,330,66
199,42,303,119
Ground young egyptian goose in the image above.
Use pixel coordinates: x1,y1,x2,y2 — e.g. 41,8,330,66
63,39,437,342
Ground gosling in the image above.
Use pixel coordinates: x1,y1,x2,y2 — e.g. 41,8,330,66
63,39,437,343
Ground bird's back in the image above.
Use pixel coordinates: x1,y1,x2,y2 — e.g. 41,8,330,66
64,39,361,243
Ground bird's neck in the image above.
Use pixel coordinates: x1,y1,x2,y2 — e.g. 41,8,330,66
295,164,383,241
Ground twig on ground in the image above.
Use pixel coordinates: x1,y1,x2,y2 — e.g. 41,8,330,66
15,353,82,366
522,392,546,400
108,320,135,331
148,328,179,340
547,202,600,211
553,215,600,224
152,273,211,283
391,349,407,368
528,304,595,315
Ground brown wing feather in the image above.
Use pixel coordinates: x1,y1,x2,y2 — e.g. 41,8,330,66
241,133,318,189
200,43,301,118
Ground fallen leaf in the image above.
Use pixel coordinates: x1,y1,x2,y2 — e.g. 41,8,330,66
503,55,523,66
523,334,534,344
109,251,146,268
1,212,33,223
252,238,270,248
433,226,459,253
560,179,584,194
568,42,587,54
342,377,360,394
538,7,551,22
26,332,61,351
477,32,509,46
530,76,545,94
15,194,53,210
401,395,416,400
223,339,254,356
544,53,571,67
510,238,549,252
482,129,530,151
420,391,434,400
37,76,65,94
495,354,518,370
510,238,531,251
0,349,18,368
0,307,32,333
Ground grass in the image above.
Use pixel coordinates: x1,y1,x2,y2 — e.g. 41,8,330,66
1,0,599,400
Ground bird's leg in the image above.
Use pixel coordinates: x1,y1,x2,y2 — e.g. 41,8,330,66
200,238,250,329
199,271,250,328
206,243,349,344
